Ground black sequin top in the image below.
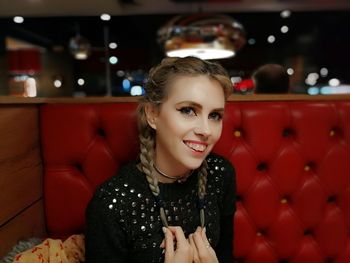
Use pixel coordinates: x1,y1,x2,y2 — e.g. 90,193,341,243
85,153,236,263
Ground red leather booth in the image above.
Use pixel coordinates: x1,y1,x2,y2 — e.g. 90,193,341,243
40,101,350,262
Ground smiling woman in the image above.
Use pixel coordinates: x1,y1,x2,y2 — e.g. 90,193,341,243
145,75,226,179
85,56,236,263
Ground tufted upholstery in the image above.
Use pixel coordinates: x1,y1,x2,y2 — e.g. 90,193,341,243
40,101,350,262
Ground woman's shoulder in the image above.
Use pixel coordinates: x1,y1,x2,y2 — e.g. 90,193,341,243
91,160,142,199
206,152,235,173
206,153,236,204
86,160,145,215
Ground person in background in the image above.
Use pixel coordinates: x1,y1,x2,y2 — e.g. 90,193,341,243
85,56,236,263
252,63,290,94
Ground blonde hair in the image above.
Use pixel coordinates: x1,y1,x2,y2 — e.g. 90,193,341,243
137,56,232,227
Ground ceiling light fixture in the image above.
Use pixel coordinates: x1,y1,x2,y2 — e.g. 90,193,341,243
100,13,111,21
69,34,91,60
13,16,24,24
158,14,246,60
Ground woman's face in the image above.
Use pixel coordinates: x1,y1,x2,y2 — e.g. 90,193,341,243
147,75,226,176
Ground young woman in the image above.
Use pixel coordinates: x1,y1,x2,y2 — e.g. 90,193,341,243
85,56,236,263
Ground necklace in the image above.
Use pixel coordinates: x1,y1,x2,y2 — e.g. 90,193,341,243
153,164,193,183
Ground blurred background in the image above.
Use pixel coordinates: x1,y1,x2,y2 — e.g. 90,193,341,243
0,0,349,97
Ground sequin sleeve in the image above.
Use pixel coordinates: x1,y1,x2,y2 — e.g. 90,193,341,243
222,158,236,216
85,186,128,263
214,155,236,263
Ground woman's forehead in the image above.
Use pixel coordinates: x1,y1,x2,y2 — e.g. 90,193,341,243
164,75,225,107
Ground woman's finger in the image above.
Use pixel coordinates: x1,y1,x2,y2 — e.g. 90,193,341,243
201,227,211,248
194,231,206,248
201,227,217,256
192,228,211,259
163,227,174,261
168,226,187,249
189,233,199,263
160,239,165,248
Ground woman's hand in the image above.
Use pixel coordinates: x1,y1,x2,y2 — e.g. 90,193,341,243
161,226,193,263
189,227,219,263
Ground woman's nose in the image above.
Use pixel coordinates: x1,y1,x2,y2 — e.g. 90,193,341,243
194,118,211,137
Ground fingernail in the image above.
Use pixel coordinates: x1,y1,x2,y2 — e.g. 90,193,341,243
162,227,167,234
203,227,206,234
162,249,165,254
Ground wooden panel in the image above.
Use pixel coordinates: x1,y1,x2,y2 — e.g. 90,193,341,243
0,200,46,258
0,105,42,226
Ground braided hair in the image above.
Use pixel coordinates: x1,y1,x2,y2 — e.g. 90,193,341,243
137,56,232,228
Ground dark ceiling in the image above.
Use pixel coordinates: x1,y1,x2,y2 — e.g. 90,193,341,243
4,12,348,68
1,8,350,94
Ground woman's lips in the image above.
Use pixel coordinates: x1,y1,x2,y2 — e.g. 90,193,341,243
183,140,208,152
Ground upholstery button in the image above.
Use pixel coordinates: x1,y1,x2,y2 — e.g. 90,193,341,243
97,128,106,137
327,195,336,203
257,163,267,171
256,229,266,236
329,129,336,137
234,130,241,137
304,229,313,236
281,198,288,204
304,162,315,171
282,128,293,137
75,163,83,172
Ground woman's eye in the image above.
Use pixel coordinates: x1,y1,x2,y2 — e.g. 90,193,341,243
209,112,223,121
178,107,196,116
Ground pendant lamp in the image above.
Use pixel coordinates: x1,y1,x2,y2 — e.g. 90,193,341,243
69,34,91,60
158,13,246,60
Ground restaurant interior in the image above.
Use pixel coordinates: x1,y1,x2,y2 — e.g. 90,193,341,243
1,0,350,97
1,1,350,262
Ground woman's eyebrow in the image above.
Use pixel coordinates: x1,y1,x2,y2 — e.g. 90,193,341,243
176,101,202,109
176,101,224,112
212,107,225,112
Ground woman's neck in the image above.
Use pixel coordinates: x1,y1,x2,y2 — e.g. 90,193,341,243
153,161,192,184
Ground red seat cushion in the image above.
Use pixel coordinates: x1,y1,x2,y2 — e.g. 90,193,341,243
40,101,350,262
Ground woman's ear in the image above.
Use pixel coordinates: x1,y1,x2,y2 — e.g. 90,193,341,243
144,103,159,130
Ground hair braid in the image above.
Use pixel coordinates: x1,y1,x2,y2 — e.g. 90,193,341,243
197,159,208,227
138,105,168,227
139,132,159,196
